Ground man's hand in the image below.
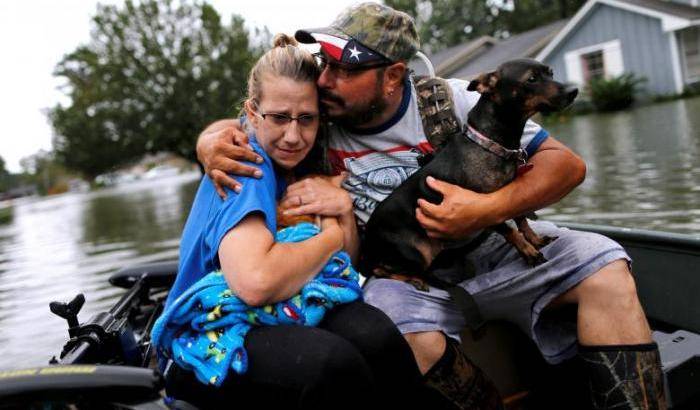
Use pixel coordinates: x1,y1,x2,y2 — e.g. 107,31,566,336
197,121,264,198
280,173,352,217
416,176,498,240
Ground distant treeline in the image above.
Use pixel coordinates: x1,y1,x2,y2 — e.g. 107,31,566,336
49,0,265,181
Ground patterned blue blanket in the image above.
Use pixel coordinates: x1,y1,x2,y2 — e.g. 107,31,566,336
151,222,362,386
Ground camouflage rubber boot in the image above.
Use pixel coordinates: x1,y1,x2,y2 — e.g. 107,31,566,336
579,343,667,410
423,337,503,410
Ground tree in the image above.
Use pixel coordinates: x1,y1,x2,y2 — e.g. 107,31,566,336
386,0,502,53
50,0,259,180
385,0,586,53
497,0,586,36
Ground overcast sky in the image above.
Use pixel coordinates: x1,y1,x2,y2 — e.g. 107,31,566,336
0,0,359,173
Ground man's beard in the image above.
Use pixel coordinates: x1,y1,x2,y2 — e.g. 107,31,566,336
320,82,388,127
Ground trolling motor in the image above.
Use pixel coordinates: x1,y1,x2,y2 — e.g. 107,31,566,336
50,288,143,366
50,294,85,338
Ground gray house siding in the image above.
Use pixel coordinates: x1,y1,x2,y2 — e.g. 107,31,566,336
543,3,678,95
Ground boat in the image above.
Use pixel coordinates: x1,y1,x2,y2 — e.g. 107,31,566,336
0,223,698,409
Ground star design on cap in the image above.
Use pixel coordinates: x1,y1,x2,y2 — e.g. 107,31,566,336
348,45,363,61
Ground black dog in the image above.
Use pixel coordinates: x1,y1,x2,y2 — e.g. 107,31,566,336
360,59,578,282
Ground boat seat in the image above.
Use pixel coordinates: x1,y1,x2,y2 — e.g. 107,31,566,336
109,260,179,289
654,329,700,407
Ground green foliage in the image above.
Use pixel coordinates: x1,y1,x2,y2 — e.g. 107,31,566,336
498,0,586,36
587,74,646,112
385,0,499,53
384,0,586,52
50,0,259,180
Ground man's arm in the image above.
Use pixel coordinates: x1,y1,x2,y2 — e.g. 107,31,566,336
196,119,264,198
416,136,586,240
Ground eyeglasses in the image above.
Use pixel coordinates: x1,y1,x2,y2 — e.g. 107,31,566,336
254,111,319,128
314,53,393,79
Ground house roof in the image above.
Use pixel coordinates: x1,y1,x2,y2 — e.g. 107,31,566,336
429,38,491,70
618,0,700,20
440,19,568,79
409,37,496,77
536,0,700,61
431,36,497,76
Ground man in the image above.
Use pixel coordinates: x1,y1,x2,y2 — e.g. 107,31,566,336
196,3,665,409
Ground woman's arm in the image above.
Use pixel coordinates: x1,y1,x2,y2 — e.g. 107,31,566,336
278,174,360,262
338,210,360,264
218,214,344,307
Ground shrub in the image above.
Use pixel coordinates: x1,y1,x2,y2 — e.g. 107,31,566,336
587,73,646,112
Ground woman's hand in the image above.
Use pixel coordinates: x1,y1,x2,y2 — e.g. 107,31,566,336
197,120,264,198
281,173,359,262
280,173,352,218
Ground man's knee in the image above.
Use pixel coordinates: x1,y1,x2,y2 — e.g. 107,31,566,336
404,331,447,375
577,259,639,305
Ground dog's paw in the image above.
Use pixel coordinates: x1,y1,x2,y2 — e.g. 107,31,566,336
535,235,558,249
526,251,548,266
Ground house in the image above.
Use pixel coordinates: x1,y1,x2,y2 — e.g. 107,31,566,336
414,0,700,96
537,0,700,95
432,20,569,79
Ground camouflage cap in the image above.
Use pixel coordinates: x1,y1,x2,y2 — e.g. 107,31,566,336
295,2,419,64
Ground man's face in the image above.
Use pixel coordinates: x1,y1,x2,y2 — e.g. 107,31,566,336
316,51,389,126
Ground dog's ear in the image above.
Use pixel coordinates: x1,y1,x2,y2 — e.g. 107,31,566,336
467,71,498,94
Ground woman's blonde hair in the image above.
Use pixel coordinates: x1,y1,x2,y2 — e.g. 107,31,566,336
246,33,319,110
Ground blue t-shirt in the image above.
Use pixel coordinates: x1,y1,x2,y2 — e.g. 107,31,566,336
166,136,286,308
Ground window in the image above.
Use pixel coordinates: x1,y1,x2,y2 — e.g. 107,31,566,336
581,50,605,82
681,27,700,81
564,40,623,86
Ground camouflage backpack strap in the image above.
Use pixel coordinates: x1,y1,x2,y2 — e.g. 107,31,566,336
414,75,461,151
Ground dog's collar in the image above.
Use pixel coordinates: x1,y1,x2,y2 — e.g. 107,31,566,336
464,124,528,164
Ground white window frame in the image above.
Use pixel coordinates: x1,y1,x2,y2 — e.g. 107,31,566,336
679,26,700,84
564,39,624,86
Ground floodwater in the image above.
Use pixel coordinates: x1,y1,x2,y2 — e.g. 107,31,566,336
1,96,699,370
0,173,199,370
540,96,700,233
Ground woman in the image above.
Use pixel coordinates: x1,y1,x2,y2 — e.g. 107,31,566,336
161,34,422,409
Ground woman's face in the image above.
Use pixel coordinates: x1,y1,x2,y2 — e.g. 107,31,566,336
247,76,320,170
